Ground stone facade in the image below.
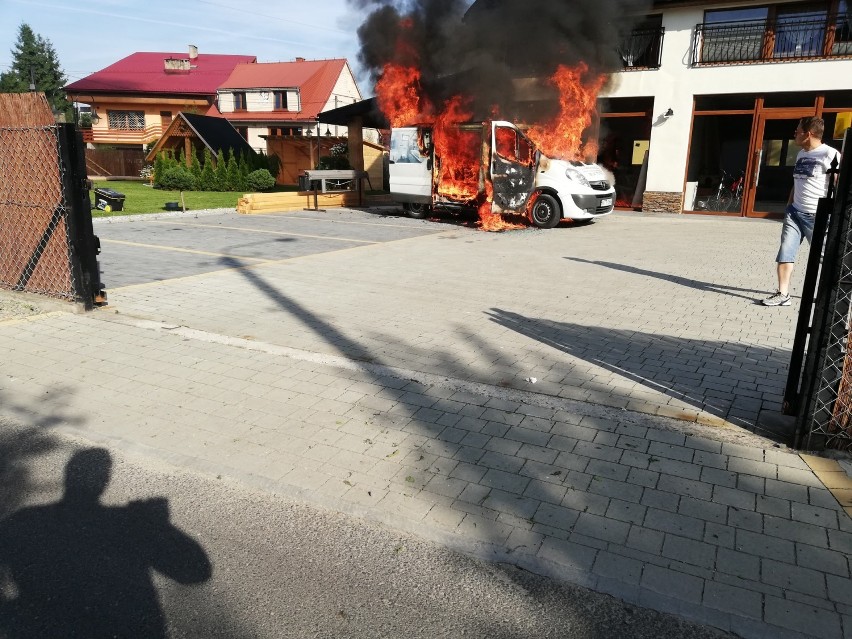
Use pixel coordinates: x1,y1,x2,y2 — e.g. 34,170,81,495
642,191,683,214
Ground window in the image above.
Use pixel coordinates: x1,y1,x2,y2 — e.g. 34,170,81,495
107,110,145,130
234,92,247,111
274,91,288,110
833,0,852,54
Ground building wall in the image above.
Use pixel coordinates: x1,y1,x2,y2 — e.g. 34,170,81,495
603,4,852,199
321,66,363,138
83,97,208,148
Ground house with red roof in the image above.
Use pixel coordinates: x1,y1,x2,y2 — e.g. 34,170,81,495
214,58,362,153
65,47,256,148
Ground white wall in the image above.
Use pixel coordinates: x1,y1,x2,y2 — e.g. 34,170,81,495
602,5,852,194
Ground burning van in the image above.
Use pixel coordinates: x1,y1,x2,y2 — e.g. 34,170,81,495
389,120,615,229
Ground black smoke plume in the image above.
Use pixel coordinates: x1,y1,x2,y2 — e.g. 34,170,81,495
351,0,653,121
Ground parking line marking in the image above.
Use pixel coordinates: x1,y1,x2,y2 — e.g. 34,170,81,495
100,239,268,260
152,220,379,244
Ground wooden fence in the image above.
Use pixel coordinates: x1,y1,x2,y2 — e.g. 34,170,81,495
85,148,147,177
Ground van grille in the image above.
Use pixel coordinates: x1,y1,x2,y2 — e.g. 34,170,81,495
589,180,610,191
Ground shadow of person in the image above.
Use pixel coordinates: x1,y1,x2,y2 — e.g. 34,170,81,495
0,448,211,639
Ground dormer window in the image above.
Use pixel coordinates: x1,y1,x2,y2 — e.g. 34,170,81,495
234,92,247,111
274,91,288,110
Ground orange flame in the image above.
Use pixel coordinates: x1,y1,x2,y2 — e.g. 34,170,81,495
526,63,606,161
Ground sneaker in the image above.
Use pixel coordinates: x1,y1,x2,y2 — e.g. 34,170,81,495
762,291,791,306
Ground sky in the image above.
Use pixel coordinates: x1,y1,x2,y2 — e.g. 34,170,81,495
0,0,373,91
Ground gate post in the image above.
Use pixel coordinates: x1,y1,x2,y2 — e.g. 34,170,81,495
56,123,106,309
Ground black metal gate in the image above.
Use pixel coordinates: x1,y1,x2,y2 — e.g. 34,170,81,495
784,128,852,450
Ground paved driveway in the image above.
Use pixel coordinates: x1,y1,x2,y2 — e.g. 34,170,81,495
97,208,794,436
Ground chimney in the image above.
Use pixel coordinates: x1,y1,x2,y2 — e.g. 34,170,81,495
295,57,306,62
189,44,198,60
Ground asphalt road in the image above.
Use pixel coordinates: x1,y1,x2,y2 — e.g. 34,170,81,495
0,419,733,639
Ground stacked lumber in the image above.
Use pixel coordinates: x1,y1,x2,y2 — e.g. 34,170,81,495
237,191,391,214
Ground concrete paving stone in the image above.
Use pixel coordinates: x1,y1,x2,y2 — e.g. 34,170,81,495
762,557,827,598
714,485,758,511
810,486,844,510
573,440,623,464
643,507,705,541
592,430,621,447
721,442,765,461
827,574,852,605
479,408,524,428
624,524,665,554
537,536,598,573
727,506,765,533
791,501,840,529
764,514,830,548
423,503,467,533
482,436,522,457
516,403,555,420
562,489,610,516
640,564,705,605
516,442,559,464
568,532,610,551
459,431,491,449
626,467,660,489
736,528,796,563
796,542,851,578
678,495,728,525
436,426,466,444
618,449,653,471
737,473,767,495
479,450,525,473
561,470,594,493
456,480,491,506
764,449,811,470
828,529,852,554
727,456,778,480
777,465,825,488
503,425,551,447
764,595,843,639
533,502,581,532
613,423,650,439
662,533,718,569
586,459,631,483
523,478,569,506
700,521,736,548
604,498,647,525
615,434,650,453
479,468,530,495
551,421,597,442
483,489,541,521
592,550,644,584
756,494,793,519
658,474,714,501
423,475,469,500
648,456,702,481
553,449,593,473
456,512,516,545
717,546,762,581
452,444,486,463
547,434,579,454
702,580,764,621
692,449,729,469
765,478,811,504
641,487,681,513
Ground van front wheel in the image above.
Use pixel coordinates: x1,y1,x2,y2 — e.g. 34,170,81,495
530,194,561,228
404,202,431,219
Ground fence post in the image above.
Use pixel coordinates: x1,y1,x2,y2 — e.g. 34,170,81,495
56,123,106,309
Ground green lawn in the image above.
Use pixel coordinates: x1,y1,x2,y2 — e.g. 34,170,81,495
90,181,297,217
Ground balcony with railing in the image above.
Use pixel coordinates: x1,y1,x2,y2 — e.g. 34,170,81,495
694,15,852,65
617,26,665,69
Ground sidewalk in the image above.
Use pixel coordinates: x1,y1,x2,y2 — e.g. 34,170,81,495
1,209,851,638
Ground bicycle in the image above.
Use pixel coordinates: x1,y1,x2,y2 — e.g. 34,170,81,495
697,170,744,212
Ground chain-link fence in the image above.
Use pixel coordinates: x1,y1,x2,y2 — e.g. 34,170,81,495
0,93,103,306
793,128,852,451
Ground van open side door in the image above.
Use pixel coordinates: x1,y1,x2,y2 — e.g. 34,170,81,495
490,122,536,214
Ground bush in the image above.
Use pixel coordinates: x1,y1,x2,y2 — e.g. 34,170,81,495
316,154,350,170
246,169,276,192
157,165,195,191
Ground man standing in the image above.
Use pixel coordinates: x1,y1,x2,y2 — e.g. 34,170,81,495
762,116,841,306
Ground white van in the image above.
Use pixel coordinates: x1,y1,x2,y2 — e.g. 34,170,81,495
389,120,615,228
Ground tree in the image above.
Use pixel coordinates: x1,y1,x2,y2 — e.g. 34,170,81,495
0,24,70,117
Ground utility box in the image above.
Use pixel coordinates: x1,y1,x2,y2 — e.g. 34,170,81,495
94,188,125,212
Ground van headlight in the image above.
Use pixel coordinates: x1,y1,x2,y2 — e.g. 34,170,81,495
565,167,591,187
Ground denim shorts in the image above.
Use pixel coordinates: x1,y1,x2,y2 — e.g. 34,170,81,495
776,204,815,263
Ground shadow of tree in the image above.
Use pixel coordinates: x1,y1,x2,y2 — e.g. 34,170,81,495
0,447,211,639
564,257,770,302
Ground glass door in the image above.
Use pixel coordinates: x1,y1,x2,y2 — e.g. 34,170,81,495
747,111,814,216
